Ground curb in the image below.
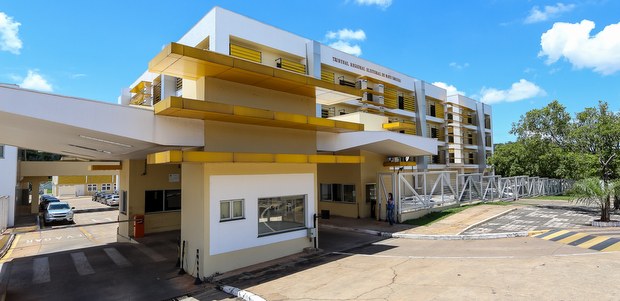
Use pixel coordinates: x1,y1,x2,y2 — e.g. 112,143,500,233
0,234,15,260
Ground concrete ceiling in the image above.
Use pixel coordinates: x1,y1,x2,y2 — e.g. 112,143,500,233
0,85,204,160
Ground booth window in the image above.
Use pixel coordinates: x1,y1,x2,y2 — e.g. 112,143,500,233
320,184,356,203
145,189,181,213
220,199,244,221
258,195,306,236
87,184,97,192
120,191,127,214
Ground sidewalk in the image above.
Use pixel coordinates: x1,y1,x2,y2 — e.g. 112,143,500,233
319,204,523,237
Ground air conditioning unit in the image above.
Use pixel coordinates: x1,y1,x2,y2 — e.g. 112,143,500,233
356,79,368,90
374,83,384,94
375,95,384,105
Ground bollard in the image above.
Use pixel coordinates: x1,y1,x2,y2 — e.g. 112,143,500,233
178,240,186,275
194,249,203,285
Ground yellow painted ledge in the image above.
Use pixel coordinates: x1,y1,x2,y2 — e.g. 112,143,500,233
89,164,122,171
154,96,364,133
148,42,362,99
382,122,416,131
383,161,417,167
147,150,364,165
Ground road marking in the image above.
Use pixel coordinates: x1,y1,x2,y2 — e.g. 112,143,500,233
104,248,132,267
78,227,96,243
135,244,166,262
540,230,570,240
32,257,51,284
578,236,609,249
557,232,589,244
71,252,95,275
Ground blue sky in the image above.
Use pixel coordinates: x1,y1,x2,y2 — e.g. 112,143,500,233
1,0,619,143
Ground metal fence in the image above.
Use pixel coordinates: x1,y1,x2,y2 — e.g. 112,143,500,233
377,171,572,221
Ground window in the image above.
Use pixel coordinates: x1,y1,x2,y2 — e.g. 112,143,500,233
145,189,181,213
102,183,112,191
398,95,404,110
430,127,438,139
0,145,4,159
120,191,127,214
87,184,97,192
220,199,244,221
320,184,356,203
258,195,306,236
429,104,436,117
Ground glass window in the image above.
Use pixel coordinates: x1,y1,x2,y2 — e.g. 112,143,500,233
343,185,356,202
320,184,332,201
102,183,112,191
165,189,181,211
120,191,127,214
220,199,244,221
258,195,306,236
0,145,4,159
87,184,97,192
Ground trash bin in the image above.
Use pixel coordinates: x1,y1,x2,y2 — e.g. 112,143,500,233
133,214,144,238
321,210,330,219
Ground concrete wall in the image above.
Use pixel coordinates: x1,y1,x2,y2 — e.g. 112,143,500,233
0,145,18,227
181,162,316,277
317,150,362,218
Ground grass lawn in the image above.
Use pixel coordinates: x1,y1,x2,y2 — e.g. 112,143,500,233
402,201,513,227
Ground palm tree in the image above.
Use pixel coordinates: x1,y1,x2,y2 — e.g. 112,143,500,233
570,177,620,222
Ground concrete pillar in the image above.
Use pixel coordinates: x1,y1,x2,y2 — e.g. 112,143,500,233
414,80,428,171
475,102,487,173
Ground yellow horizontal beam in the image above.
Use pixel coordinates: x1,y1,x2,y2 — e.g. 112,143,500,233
147,150,363,165
148,43,362,99
154,96,364,133
89,164,122,171
382,122,416,131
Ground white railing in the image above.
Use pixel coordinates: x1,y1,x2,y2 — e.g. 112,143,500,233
377,171,573,222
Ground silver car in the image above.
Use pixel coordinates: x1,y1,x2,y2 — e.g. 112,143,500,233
44,202,75,225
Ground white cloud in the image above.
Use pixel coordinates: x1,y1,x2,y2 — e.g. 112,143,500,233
0,12,22,54
328,41,362,57
539,20,620,75
449,62,469,69
326,29,366,41
325,28,366,56
354,0,392,9
480,79,546,104
524,3,575,24
432,82,465,96
20,70,53,92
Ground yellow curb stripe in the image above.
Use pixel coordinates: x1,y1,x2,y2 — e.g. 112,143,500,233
601,242,620,252
540,230,570,240
529,230,549,237
557,232,590,244
78,227,96,243
0,235,21,262
577,236,610,249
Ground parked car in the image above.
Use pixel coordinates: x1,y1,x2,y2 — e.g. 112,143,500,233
43,202,75,225
39,195,60,212
106,195,119,206
97,193,109,203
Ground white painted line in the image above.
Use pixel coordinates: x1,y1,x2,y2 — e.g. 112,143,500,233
71,252,95,275
32,257,51,284
104,248,132,268
135,244,166,262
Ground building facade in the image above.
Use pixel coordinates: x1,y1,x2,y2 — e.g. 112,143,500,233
119,7,492,276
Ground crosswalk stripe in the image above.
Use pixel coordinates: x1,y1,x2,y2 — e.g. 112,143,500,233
135,244,166,262
32,257,50,284
71,252,95,275
602,241,620,252
104,248,132,267
557,232,589,244
577,236,610,249
540,230,570,240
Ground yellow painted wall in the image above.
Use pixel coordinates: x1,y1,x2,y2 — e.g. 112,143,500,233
56,176,86,185
317,150,362,218
117,159,182,240
359,150,389,218
86,175,113,184
180,162,206,272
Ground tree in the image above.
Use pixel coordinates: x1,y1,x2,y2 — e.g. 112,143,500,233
570,178,620,222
